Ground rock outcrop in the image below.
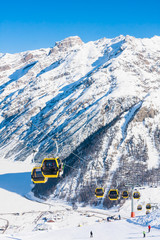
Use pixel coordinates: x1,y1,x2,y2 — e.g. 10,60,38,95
0,35,160,207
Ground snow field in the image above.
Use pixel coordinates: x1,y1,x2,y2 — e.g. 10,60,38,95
2,219,160,240
1,159,160,239
1,35,160,239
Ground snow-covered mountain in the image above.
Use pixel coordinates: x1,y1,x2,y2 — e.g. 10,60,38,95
0,35,160,207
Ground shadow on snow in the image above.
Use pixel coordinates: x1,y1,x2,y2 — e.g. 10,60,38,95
0,172,32,196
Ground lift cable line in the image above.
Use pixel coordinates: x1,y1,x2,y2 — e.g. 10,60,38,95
29,119,141,214
30,120,97,183
29,120,100,171
29,121,59,157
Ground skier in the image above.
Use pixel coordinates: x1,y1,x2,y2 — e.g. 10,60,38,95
143,231,146,238
90,231,93,238
148,225,151,232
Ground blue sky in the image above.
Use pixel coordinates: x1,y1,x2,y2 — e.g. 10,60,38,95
0,0,160,53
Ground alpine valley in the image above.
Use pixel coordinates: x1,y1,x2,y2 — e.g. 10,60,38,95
0,35,160,207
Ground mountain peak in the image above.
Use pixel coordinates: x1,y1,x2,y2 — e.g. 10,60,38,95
55,36,83,50
1,35,160,207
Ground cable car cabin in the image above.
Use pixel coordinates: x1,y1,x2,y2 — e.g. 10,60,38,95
108,189,119,200
41,157,63,178
31,167,48,184
137,205,142,211
146,210,150,215
146,203,151,210
95,188,104,198
122,191,129,199
56,157,64,177
133,191,140,199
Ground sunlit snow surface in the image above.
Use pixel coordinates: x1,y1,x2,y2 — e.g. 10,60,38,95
1,35,160,238
0,160,160,239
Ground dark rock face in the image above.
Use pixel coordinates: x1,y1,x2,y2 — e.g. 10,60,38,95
23,53,34,62
49,36,83,55
0,35,160,207
0,65,11,71
55,36,83,49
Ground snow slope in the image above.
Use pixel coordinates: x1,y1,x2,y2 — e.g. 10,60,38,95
1,160,160,239
7,220,160,240
1,35,160,206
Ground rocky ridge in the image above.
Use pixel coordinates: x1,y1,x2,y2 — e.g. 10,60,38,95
0,35,160,207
